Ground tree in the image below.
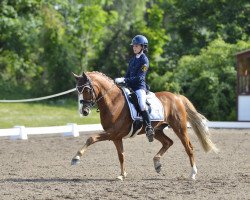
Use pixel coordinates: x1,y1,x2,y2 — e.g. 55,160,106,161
91,0,148,77
168,38,250,120
159,0,250,67
0,0,44,98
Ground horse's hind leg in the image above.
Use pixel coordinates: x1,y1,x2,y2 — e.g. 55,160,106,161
71,131,110,165
113,139,127,180
153,125,173,173
172,125,197,180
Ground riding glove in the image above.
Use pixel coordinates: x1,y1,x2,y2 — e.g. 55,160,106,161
115,77,125,84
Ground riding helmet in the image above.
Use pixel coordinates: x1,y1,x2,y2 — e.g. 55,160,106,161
130,35,148,46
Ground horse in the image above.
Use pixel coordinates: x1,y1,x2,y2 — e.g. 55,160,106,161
71,71,218,180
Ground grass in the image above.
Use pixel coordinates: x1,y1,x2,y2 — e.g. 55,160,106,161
0,100,100,128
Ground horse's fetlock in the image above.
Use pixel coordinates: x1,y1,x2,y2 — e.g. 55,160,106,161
86,137,94,145
153,156,160,162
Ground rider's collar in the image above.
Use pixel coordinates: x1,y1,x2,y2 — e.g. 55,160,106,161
136,51,143,58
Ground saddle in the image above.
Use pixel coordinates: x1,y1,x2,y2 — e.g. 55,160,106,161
120,86,164,121
120,86,164,139
127,91,151,115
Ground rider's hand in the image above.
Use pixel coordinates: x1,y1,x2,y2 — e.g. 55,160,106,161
114,77,125,84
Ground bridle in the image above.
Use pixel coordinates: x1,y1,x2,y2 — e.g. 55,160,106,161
76,76,116,109
76,78,96,109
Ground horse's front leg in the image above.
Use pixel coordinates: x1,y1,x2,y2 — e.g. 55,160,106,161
113,139,127,181
71,131,109,165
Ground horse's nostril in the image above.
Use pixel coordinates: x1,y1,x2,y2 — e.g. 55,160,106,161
83,110,88,116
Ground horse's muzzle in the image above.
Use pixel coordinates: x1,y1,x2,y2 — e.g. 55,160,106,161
81,107,91,116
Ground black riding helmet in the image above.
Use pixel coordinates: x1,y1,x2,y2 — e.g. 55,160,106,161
130,35,148,52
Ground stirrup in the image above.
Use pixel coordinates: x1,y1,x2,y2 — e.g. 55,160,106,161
145,126,154,142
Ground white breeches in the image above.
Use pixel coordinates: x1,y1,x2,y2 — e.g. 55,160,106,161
135,89,147,111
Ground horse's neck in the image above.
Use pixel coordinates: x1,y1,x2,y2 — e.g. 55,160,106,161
97,82,122,110
94,77,124,120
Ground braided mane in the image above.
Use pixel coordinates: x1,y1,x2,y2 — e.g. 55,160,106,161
86,71,114,83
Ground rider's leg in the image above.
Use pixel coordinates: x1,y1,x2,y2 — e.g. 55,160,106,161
135,89,154,142
141,110,154,142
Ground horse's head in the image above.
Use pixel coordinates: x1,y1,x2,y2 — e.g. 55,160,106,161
73,72,96,116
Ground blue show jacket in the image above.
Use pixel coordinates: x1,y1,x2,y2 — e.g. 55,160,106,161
124,53,149,91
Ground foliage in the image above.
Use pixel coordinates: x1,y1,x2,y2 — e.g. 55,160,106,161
0,0,250,121
168,38,250,120
0,0,43,95
161,0,250,59
92,0,149,77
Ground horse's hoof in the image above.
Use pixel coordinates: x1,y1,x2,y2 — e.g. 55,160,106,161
71,156,80,165
155,163,162,173
190,174,196,180
154,160,162,173
116,172,127,181
116,175,124,181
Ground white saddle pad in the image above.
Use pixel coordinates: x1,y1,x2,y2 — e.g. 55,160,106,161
121,87,164,121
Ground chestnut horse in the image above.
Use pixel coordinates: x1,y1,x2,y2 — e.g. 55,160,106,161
71,71,218,180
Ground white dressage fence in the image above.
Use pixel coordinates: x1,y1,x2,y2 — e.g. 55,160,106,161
0,122,249,140
0,124,103,140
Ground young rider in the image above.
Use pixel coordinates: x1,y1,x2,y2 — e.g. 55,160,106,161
115,35,154,142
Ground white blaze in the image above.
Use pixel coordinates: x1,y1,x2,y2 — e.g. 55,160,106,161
78,94,83,116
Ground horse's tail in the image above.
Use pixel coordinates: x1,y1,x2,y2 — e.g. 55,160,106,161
179,95,219,153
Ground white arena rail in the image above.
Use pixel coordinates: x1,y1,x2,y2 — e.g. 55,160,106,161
0,122,249,140
207,121,250,129
0,124,103,140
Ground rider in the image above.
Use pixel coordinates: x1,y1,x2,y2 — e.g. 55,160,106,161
115,35,154,142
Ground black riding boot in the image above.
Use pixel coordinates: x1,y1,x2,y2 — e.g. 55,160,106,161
141,110,154,142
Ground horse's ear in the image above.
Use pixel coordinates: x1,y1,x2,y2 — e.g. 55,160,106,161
82,72,87,79
72,72,80,80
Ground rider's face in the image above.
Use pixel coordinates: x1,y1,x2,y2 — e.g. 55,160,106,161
133,44,143,54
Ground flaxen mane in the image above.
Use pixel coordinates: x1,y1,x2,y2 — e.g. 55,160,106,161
87,71,114,83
